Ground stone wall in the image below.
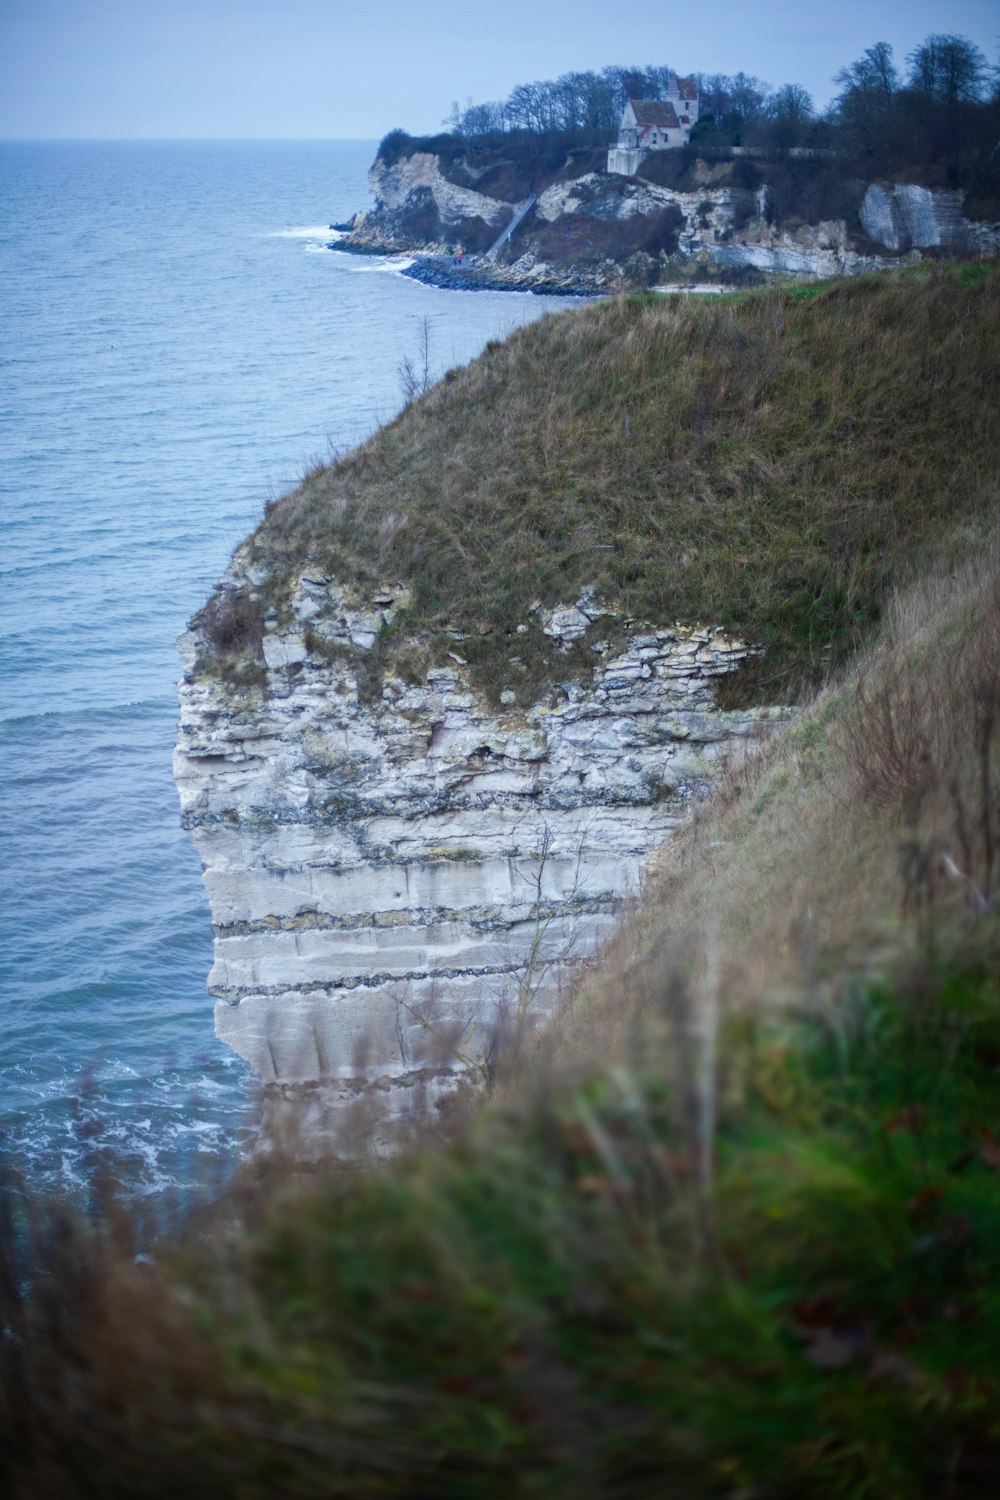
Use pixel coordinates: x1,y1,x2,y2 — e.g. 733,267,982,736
175,564,788,1146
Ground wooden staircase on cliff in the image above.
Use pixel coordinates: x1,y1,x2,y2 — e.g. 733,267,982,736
482,194,537,262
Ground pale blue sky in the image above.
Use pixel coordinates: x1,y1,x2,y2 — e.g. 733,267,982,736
1,0,997,138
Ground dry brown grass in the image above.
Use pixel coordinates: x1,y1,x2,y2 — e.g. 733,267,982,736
237,261,1000,704
552,535,1000,1074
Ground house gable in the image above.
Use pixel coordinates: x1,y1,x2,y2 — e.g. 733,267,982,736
608,78,700,173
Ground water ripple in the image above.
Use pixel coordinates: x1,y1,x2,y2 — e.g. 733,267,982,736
0,139,570,1204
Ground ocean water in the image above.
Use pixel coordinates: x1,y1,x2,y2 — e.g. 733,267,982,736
0,140,572,1202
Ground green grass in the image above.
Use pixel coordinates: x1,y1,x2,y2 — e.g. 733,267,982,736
226,261,1000,705
5,944,1000,1497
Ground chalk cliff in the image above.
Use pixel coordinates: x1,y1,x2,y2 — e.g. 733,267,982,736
366,150,512,236
175,264,1000,1147
342,148,1000,290
175,558,784,1145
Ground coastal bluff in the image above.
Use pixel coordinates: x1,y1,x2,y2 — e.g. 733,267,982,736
340,138,1000,292
174,265,999,1148
174,562,782,1147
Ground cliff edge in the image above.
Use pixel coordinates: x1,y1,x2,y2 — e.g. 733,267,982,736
176,264,1000,1144
175,583,775,1147
339,136,1000,291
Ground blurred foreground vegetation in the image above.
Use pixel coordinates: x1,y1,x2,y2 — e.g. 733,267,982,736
7,947,998,1497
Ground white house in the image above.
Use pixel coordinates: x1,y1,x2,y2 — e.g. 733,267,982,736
607,77,700,175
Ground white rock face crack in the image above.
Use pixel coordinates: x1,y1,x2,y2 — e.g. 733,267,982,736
174,574,787,1137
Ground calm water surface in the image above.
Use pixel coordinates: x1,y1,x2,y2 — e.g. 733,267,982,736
0,140,572,1200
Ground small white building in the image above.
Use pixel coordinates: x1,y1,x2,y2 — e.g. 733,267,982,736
608,78,700,176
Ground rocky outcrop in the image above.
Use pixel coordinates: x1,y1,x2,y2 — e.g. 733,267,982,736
344,152,511,255
370,151,511,227
175,562,787,1149
514,174,863,285
858,183,993,256
341,147,1000,291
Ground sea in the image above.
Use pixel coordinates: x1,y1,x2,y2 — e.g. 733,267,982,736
0,139,573,1206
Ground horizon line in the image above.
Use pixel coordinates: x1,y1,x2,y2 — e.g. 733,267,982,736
0,135,384,145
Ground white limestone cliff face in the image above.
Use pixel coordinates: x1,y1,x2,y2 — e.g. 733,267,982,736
532,172,1000,279
526,173,863,282
175,563,787,1143
369,152,508,224
346,152,511,250
347,150,1000,284
857,184,996,256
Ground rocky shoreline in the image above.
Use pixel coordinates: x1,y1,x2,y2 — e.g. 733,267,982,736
328,236,605,296
400,255,597,297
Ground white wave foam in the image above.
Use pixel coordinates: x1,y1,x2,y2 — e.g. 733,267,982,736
268,225,336,241
352,256,414,274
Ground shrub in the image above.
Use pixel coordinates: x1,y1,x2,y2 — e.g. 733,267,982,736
196,588,264,662
376,128,413,167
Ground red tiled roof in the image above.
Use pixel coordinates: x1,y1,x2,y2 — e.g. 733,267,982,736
675,77,698,100
630,100,680,130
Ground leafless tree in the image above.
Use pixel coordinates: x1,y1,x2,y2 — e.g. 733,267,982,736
397,317,433,406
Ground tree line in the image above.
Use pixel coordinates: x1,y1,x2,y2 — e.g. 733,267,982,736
417,34,998,184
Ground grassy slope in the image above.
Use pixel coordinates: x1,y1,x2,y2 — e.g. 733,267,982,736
244,261,1000,703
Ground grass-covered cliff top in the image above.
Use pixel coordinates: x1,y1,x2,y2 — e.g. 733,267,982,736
10,261,1000,1495
236,261,1000,704
374,126,607,204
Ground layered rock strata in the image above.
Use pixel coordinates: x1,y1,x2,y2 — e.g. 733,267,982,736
175,567,786,1143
